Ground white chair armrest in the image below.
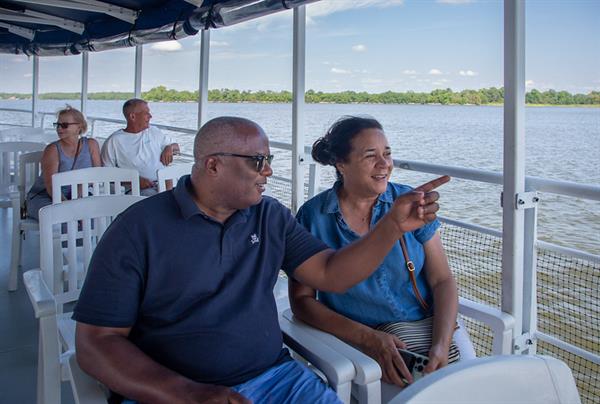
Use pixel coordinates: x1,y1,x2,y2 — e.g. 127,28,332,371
458,297,515,355
279,312,355,403
282,309,381,385
23,269,56,318
66,353,108,404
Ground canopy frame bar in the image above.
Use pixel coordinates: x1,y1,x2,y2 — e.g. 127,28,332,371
11,0,139,24
0,6,85,34
0,20,34,39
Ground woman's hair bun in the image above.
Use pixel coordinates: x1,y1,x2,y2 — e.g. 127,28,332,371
312,137,335,166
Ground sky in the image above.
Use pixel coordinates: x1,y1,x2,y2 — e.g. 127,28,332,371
0,0,599,95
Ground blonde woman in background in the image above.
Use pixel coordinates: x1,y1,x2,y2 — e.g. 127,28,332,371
26,105,101,219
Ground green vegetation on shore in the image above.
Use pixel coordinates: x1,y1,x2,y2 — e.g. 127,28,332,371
1,86,599,106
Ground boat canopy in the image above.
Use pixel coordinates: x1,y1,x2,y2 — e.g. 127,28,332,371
0,0,318,56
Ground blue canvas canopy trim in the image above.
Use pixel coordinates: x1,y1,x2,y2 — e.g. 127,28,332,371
0,0,319,56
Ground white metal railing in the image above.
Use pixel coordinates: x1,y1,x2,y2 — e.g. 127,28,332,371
0,107,33,128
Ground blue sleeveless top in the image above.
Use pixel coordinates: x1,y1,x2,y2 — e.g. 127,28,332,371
27,137,94,200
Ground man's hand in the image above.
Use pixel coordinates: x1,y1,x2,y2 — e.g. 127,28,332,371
182,383,251,404
388,175,450,235
139,176,155,190
160,144,180,166
360,329,413,387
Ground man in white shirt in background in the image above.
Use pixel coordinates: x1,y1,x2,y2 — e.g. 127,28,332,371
101,98,180,196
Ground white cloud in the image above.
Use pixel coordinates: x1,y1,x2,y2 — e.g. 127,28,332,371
436,0,474,4
352,44,367,52
210,40,229,47
23,73,32,78
459,70,478,76
428,68,443,75
150,41,182,52
331,67,351,74
212,51,272,61
308,0,404,19
362,78,383,84
526,80,535,88
402,69,417,75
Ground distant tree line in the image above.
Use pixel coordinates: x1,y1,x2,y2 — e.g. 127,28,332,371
1,86,599,106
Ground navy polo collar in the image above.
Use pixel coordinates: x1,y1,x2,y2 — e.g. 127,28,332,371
323,180,394,214
173,175,251,223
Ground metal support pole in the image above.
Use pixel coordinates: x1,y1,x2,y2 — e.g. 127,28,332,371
197,29,210,129
32,55,39,127
80,51,89,115
134,45,143,98
522,192,539,354
291,5,306,213
502,0,526,347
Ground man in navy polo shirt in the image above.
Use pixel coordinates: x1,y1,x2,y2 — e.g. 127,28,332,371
74,116,449,403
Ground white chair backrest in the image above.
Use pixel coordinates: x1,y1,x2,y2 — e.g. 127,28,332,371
17,150,43,207
51,166,140,203
157,162,193,192
0,141,46,189
390,355,581,404
38,195,145,300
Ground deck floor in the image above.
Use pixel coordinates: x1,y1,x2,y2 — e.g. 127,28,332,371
0,208,75,403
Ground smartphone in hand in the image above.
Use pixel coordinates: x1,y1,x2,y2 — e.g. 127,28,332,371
398,349,430,383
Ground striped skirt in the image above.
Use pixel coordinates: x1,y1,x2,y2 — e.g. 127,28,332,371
376,316,460,364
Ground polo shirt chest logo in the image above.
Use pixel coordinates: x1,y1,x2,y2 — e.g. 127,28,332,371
250,233,260,245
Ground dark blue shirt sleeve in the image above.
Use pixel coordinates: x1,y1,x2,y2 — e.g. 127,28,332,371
281,206,328,276
73,214,145,327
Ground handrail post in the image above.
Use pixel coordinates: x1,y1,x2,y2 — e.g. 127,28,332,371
134,45,143,99
197,29,210,129
522,188,539,354
502,0,526,351
32,55,39,127
81,51,89,115
291,5,306,213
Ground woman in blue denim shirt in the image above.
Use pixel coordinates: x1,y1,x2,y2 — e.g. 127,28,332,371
290,116,472,387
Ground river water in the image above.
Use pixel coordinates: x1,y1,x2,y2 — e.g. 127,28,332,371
1,100,599,253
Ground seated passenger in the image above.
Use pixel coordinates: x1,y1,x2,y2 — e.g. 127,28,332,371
101,98,180,196
73,116,449,403
290,116,474,387
26,106,101,220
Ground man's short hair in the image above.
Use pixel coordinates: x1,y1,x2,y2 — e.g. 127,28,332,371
122,98,147,118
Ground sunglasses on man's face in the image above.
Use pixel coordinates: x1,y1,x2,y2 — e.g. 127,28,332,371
53,122,79,129
209,152,274,172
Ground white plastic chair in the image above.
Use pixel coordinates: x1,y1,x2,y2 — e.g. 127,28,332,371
390,355,581,403
23,195,145,404
279,312,356,403
8,150,43,291
52,166,141,202
281,297,516,404
66,354,109,404
156,162,193,192
0,141,46,208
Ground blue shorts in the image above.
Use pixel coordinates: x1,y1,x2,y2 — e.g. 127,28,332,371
122,359,341,404
232,359,341,404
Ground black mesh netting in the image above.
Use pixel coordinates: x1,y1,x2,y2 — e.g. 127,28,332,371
441,222,599,403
